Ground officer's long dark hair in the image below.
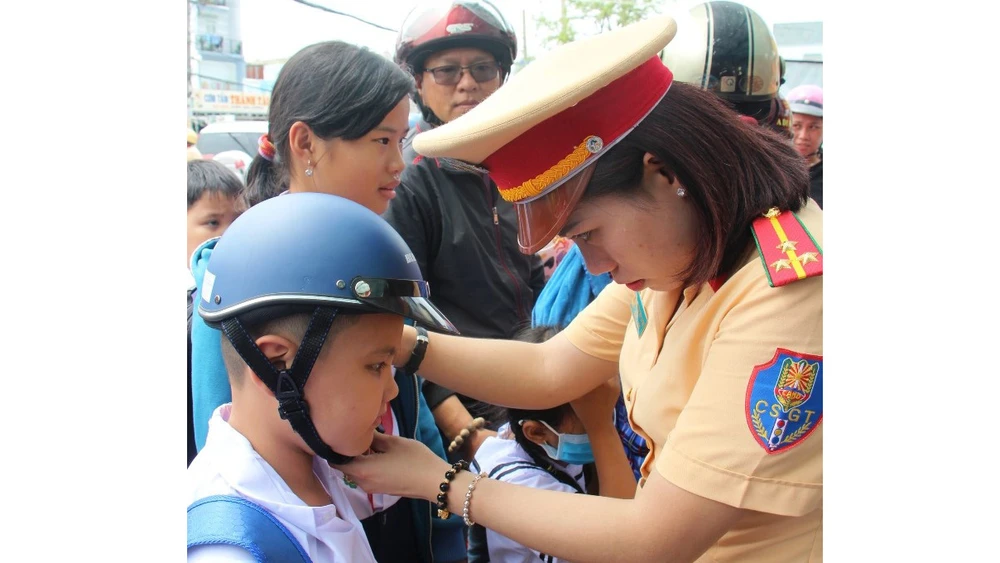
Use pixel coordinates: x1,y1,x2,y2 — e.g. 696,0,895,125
504,325,585,493
243,41,415,207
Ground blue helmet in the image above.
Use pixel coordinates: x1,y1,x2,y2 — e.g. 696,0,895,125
198,192,457,334
198,192,456,465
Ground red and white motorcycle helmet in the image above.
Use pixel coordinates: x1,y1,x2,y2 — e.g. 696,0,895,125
394,0,517,78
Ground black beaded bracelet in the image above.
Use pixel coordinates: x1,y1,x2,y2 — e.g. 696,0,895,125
436,460,469,519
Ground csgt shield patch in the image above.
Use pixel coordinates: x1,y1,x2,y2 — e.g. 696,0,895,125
745,348,823,454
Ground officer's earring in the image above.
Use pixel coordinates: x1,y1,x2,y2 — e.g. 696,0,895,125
305,159,313,177
676,187,686,197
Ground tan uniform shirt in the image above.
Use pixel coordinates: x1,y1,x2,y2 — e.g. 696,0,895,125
564,200,823,562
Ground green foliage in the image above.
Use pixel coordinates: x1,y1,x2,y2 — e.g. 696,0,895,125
535,0,665,47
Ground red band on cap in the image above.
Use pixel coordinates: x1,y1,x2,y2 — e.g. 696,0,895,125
484,57,673,203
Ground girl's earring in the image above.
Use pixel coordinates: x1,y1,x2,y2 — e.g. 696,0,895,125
676,187,686,197
305,159,314,177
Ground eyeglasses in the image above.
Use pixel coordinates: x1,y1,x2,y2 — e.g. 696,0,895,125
424,61,500,86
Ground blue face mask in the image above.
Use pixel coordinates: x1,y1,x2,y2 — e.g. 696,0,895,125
535,420,594,465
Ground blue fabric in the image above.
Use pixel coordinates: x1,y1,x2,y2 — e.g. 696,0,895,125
614,397,650,480
394,372,466,562
188,495,311,562
532,245,611,327
530,243,648,481
191,238,229,451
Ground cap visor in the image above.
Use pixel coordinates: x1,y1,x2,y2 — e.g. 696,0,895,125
789,103,822,117
514,164,595,255
368,296,459,335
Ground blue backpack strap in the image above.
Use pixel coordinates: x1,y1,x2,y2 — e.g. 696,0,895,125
187,495,311,563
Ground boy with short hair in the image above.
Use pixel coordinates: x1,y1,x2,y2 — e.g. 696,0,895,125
187,192,459,561
187,159,245,466
186,159,245,269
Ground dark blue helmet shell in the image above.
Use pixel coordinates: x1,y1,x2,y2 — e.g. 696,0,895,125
198,192,457,334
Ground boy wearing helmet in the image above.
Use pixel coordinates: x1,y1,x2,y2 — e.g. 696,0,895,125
788,84,824,208
187,193,459,562
385,1,546,460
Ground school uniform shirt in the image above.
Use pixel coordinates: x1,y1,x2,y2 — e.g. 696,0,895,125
563,200,823,562
188,404,390,562
472,426,586,563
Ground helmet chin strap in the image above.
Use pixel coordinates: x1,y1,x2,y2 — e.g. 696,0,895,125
221,307,354,465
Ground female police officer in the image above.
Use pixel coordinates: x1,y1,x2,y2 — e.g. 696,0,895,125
338,16,822,563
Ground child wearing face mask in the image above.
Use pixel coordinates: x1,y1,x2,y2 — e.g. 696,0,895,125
469,325,629,563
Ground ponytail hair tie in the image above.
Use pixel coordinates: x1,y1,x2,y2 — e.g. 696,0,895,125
258,134,276,162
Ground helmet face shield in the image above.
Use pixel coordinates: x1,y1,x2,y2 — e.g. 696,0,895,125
513,163,594,255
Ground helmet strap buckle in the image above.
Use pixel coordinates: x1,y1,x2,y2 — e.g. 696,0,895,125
275,369,308,420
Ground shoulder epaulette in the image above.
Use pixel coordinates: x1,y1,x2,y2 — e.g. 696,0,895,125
751,207,823,287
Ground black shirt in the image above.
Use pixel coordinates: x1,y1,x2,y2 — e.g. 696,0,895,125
383,120,546,413
809,158,823,209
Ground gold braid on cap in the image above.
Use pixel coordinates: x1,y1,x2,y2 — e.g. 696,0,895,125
498,138,596,203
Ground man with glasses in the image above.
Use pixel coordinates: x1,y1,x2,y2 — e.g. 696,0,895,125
387,1,546,463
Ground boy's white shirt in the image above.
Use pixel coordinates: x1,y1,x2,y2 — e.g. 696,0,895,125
472,424,585,563
188,404,400,562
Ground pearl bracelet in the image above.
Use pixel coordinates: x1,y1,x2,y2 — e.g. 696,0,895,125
463,471,487,526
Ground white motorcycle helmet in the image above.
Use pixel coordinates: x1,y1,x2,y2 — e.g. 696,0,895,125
661,1,781,103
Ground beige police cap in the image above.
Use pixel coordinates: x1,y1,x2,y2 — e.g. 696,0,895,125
412,15,678,163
